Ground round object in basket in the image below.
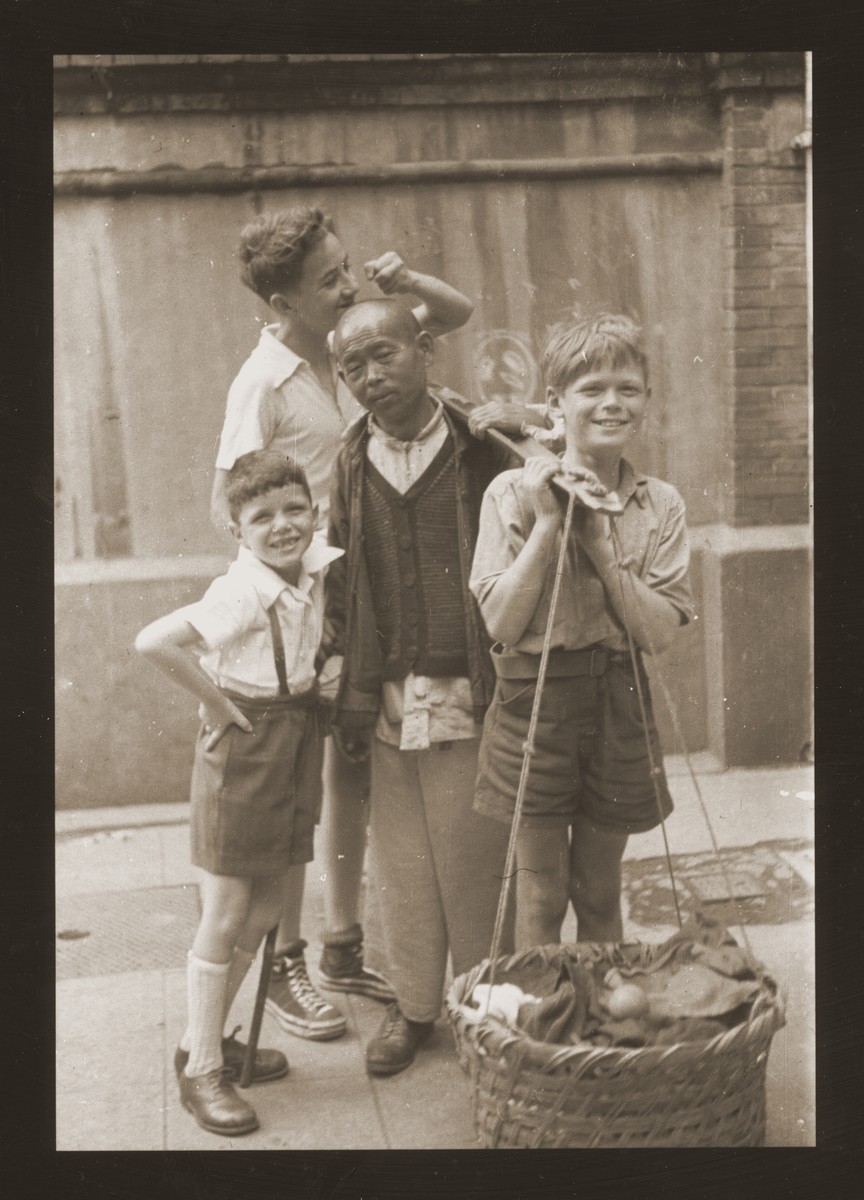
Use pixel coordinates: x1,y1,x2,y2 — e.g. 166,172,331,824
446,942,786,1149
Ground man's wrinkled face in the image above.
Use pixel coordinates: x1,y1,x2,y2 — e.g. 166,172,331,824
335,310,431,428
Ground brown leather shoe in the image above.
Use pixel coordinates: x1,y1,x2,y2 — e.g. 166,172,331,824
365,1003,434,1077
174,1026,288,1085
178,1066,259,1136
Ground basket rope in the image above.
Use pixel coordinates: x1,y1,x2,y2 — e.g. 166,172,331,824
486,486,579,985
608,518,755,958
608,516,684,928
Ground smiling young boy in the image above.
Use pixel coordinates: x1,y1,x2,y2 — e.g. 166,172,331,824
469,313,693,950
324,299,514,1076
135,451,342,1136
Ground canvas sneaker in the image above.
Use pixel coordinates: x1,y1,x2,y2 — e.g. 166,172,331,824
318,924,395,1003
265,941,347,1040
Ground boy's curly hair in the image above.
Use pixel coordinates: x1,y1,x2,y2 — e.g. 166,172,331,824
541,312,649,395
225,450,312,522
238,207,336,301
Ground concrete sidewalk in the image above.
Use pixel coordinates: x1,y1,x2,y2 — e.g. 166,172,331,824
56,761,814,1150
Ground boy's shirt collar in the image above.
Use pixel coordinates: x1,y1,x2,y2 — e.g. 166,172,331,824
257,324,308,389
235,538,343,606
616,458,650,508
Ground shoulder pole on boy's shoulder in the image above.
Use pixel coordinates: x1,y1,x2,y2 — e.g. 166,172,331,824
435,389,624,514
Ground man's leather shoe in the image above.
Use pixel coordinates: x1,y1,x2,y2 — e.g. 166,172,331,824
365,1003,434,1077
178,1066,259,1136
174,1026,288,1085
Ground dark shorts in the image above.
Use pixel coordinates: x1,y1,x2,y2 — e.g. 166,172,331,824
474,647,673,835
190,690,324,877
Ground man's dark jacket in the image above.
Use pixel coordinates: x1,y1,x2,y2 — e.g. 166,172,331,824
325,386,516,733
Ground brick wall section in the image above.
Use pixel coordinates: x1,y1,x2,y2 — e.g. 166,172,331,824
716,53,809,526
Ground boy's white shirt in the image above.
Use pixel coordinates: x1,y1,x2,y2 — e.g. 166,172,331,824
469,461,693,655
179,533,343,699
216,325,362,529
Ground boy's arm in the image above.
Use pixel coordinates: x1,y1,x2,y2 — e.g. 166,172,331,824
573,503,689,656
317,494,347,707
135,611,252,747
470,461,562,647
364,252,473,337
210,468,233,533
323,465,350,658
211,380,278,533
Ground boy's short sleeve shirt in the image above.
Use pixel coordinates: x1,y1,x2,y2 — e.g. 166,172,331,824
469,459,693,654
180,540,343,698
216,325,363,528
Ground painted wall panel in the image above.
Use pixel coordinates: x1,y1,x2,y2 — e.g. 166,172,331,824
55,166,724,563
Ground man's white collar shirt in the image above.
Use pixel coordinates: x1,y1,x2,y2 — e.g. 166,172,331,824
366,399,448,494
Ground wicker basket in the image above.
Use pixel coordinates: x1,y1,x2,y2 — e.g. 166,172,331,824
447,941,786,1149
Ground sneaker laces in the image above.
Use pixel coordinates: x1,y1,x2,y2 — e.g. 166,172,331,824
285,956,333,1016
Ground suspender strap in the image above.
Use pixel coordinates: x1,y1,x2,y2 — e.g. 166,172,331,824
267,605,291,696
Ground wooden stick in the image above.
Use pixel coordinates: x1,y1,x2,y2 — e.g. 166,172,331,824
239,924,278,1088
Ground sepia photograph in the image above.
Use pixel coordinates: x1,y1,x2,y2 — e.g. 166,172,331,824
53,51,814,1152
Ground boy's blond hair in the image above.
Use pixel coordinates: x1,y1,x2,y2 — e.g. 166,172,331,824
541,312,649,395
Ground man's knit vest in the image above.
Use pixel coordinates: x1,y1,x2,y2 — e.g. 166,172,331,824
362,437,468,681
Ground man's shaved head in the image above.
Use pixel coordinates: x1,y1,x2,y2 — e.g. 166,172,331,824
334,299,422,359
333,297,436,439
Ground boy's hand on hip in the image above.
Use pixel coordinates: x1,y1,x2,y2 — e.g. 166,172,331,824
198,700,253,751
364,252,415,295
522,458,562,526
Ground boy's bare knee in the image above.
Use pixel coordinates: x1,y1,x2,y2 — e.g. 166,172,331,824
570,879,620,926
249,879,285,925
520,877,568,927
217,907,248,945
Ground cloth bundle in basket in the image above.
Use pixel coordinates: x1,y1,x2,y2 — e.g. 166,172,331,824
446,935,785,1149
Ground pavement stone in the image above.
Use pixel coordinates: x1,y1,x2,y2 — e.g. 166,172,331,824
55,765,815,1150
57,1012,166,1151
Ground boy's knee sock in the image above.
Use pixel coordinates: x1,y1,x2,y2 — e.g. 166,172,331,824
182,952,230,1078
222,946,256,1032
179,947,256,1054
